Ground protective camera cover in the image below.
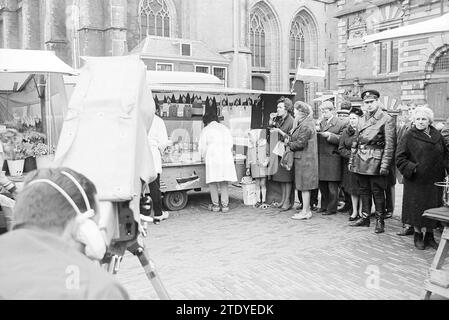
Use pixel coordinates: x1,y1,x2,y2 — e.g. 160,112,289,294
54,56,156,222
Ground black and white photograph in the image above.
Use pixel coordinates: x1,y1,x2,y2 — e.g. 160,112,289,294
0,0,449,309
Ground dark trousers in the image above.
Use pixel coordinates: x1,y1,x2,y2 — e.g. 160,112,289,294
385,186,394,213
357,174,387,216
149,174,163,217
297,189,318,206
319,181,339,213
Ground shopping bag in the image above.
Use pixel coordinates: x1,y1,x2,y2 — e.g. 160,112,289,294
272,141,285,157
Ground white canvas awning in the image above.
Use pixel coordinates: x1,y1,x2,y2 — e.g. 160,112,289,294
363,12,449,44
0,49,78,92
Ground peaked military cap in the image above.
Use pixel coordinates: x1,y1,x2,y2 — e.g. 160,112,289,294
361,89,380,101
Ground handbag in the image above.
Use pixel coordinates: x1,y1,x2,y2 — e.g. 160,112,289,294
280,146,294,171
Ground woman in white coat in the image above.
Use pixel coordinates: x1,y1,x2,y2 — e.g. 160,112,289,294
199,113,237,213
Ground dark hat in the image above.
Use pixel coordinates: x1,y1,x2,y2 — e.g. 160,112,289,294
340,100,352,110
361,90,380,101
349,107,364,117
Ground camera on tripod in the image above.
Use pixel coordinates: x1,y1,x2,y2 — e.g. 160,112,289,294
53,55,170,299
54,55,156,258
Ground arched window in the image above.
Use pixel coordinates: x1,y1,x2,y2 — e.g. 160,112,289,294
139,0,170,38
289,21,305,69
250,13,266,68
289,11,318,70
434,51,449,72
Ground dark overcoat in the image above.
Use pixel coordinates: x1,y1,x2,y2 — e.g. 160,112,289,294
396,126,449,228
288,117,319,191
317,116,346,181
268,114,294,181
338,126,360,195
350,107,396,176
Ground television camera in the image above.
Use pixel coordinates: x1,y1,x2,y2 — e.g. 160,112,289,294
54,56,169,299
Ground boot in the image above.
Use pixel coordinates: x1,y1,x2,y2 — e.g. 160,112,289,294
424,231,439,250
414,232,425,250
350,212,370,227
374,212,385,234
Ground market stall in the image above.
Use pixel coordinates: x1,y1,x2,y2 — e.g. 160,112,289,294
0,49,78,179
147,71,294,210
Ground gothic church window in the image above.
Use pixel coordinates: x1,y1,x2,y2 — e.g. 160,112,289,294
289,21,305,69
139,0,170,38
250,13,266,68
289,11,318,70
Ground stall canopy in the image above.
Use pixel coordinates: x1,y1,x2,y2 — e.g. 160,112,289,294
0,49,77,76
0,49,78,147
363,12,449,44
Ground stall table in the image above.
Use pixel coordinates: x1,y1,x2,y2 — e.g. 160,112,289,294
160,159,246,211
422,206,449,299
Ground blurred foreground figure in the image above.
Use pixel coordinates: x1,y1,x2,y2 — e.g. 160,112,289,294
0,168,129,300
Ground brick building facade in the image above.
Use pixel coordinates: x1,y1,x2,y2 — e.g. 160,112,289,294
336,0,449,119
0,0,339,100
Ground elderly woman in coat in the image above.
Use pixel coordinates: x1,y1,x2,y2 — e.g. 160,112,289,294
286,101,319,220
199,113,237,213
396,106,448,250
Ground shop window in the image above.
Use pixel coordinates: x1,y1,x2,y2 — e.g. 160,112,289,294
195,65,210,74
139,0,171,38
156,63,173,71
250,13,266,68
434,51,449,72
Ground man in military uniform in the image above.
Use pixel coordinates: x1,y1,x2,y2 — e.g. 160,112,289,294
349,90,396,233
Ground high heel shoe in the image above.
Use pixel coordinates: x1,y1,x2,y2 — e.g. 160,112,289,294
349,215,359,222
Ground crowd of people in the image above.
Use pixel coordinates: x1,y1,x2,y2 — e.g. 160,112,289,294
0,88,448,299
201,89,449,252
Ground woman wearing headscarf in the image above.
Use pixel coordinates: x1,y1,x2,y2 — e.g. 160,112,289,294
286,101,318,220
396,106,449,250
338,108,363,222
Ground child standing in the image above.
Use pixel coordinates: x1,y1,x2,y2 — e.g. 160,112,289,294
246,129,269,209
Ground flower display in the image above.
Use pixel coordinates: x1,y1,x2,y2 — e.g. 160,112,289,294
0,129,54,160
0,129,28,160
33,142,55,157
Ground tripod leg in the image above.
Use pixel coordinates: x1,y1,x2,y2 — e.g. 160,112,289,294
136,248,171,300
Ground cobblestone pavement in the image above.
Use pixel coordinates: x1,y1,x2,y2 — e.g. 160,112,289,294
116,184,445,300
